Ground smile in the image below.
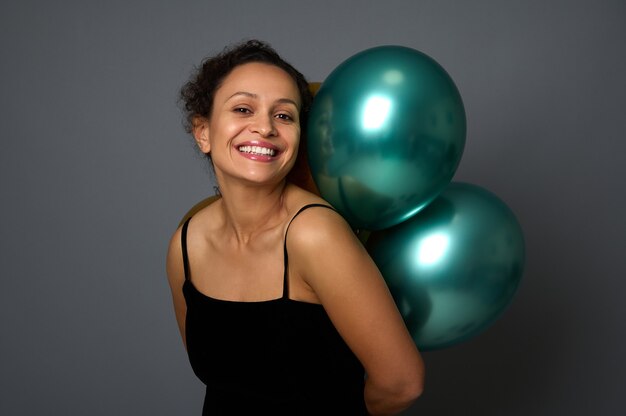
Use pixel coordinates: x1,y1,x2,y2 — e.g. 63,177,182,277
238,145,276,157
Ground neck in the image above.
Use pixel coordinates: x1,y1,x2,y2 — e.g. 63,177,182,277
217,179,289,245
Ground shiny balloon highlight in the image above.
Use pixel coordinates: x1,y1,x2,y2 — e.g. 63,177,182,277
307,45,466,230
366,182,525,350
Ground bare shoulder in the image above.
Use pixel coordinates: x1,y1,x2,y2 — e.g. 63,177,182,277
283,183,360,252
166,224,185,287
166,197,220,283
286,206,372,293
284,183,347,228
165,222,190,348
287,204,354,245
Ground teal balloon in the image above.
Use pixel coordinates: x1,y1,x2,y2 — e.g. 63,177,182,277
307,45,466,230
365,182,525,351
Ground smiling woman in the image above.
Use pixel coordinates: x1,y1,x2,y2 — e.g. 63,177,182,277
166,39,425,415
190,62,302,188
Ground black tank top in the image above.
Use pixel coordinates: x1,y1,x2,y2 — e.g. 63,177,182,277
181,204,367,415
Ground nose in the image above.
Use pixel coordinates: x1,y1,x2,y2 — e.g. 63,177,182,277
250,113,277,137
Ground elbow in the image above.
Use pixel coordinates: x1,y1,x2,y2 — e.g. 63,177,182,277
397,374,424,408
396,359,425,405
407,376,424,404
365,372,425,415
405,354,426,403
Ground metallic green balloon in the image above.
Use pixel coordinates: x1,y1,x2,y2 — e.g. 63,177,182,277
366,182,525,351
308,45,466,230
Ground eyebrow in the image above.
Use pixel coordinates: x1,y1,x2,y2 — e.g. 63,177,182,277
227,91,299,108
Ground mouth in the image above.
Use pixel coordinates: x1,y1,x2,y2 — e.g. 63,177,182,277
237,145,277,157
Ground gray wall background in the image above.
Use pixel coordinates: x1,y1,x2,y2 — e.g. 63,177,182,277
1,0,624,414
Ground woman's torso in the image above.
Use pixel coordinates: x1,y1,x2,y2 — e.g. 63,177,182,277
181,199,367,414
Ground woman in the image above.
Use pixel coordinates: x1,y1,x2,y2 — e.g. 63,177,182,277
166,39,424,415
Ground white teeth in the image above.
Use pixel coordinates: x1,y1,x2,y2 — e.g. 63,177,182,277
238,145,276,156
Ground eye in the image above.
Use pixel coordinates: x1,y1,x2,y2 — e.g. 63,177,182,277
234,107,252,114
275,113,294,121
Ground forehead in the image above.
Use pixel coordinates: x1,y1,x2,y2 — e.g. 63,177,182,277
217,62,300,105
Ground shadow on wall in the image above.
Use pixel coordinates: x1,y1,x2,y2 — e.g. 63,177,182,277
404,277,573,415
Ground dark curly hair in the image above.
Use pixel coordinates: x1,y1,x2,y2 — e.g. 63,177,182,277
179,39,312,134
179,39,316,191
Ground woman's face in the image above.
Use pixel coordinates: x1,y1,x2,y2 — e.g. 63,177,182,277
198,62,302,188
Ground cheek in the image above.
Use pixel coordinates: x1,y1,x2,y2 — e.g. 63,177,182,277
288,125,301,146
211,120,246,146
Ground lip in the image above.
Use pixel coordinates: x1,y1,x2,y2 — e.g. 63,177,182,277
235,141,281,162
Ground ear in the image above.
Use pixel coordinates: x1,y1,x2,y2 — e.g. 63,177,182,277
192,116,211,154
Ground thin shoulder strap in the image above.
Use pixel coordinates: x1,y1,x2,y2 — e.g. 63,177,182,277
181,217,192,281
282,204,335,299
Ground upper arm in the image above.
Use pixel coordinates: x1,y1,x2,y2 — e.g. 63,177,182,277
288,209,424,389
166,226,187,349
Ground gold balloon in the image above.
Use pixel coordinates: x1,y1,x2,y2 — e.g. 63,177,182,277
308,82,322,96
283,81,323,195
178,194,221,228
